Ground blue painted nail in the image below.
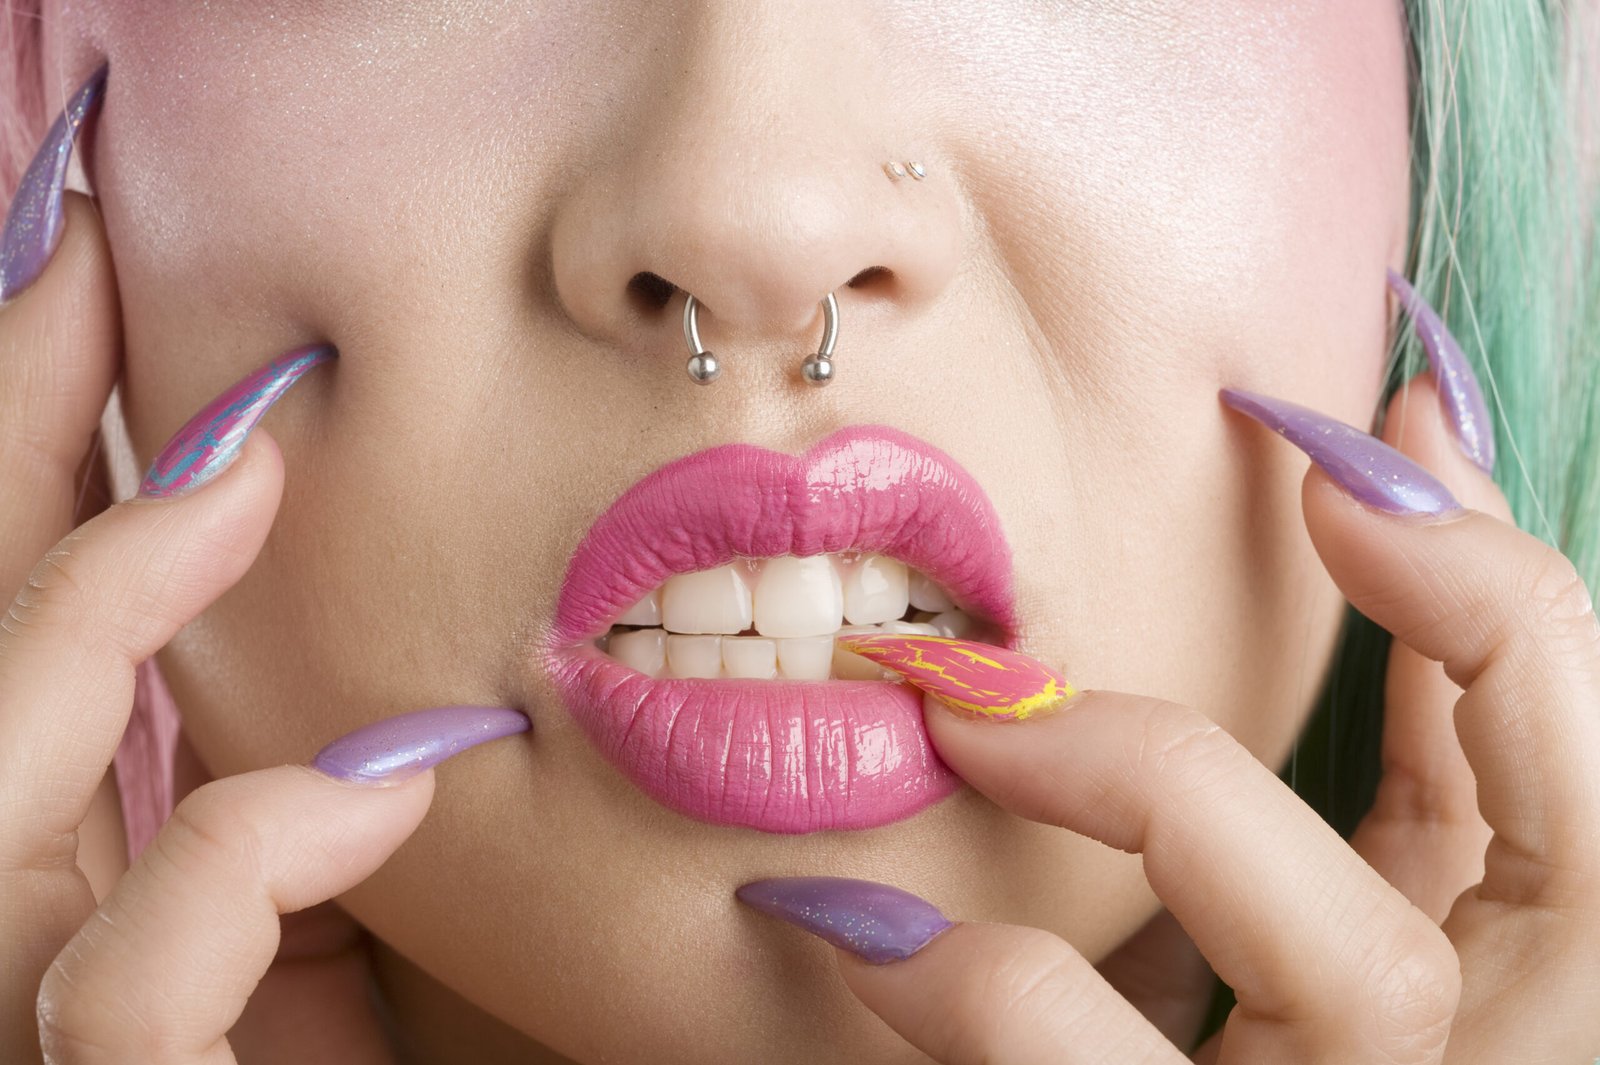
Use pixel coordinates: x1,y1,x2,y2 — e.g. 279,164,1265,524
1220,387,1464,517
311,705,531,786
735,876,954,964
0,62,108,305
1385,269,1496,475
136,344,335,499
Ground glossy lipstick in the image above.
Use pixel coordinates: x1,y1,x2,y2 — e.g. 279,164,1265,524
544,425,1017,834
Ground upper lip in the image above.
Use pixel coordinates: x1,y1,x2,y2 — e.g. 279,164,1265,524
546,423,1018,650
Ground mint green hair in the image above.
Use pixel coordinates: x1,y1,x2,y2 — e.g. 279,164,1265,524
1198,0,1599,1047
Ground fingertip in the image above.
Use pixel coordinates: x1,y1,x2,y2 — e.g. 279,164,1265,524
1380,371,1510,521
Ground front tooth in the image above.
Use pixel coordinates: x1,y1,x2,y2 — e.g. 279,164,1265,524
753,555,843,638
661,564,752,634
777,635,833,680
610,628,666,676
908,569,954,612
615,588,662,627
666,634,723,678
722,636,777,679
929,610,976,639
842,554,909,625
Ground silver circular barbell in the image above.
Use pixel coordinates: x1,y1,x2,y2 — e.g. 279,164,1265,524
683,291,840,386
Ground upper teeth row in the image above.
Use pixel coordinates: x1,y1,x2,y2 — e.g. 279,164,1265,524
608,552,958,638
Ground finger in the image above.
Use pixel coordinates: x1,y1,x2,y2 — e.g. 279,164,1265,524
1298,424,1600,1058
1092,906,1217,1053
36,763,434,1065
0,191,122,602
0,431,283,1055
1348,372,1502,922
736,877,1185,1064
841,634,1461,1064
230,903,394,1065
842,923,1186,1065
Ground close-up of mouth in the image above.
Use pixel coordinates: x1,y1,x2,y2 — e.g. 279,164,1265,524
544,424,1018,834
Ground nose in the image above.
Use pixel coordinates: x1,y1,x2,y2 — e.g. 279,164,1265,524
548,3,963,379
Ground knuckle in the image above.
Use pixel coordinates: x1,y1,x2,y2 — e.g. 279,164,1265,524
1351,918,1460,1061
1518,550,1600,649
9,536,90,629
1136,702,1243,793
155,783,264,888
37,919,157,1062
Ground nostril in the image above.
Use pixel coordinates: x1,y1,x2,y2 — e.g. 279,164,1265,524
846,265,892,289
627,271,678,313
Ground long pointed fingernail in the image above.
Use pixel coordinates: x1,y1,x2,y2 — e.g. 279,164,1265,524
0,62,108,305
311,705,531,786
136,343,336,499
1384,269,1496,475
1219,386,1464,517
834,632,1077,721
735,876,954,964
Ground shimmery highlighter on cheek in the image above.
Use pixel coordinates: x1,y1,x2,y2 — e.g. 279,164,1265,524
834,633,1076,721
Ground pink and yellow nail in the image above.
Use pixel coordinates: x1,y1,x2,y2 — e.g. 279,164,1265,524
835,633,1076,721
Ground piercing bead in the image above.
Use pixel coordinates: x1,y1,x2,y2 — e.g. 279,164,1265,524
801,354,834,386
906,161,926,180
883,162,906,180
687,351,721,384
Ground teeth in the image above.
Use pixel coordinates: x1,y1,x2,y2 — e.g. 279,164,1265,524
929,610,976,639
609,628,665,677
908,569,954,613
661,564,752,635
614,588,661,627
600,553,984,678
666,634,724,678
842,554,909,625
722,636,777,679
753,556,843,638
777,635,833,680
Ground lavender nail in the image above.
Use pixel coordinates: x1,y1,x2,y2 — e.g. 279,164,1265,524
0,62,108,305
1219,387,1463,517
312,705,531,785
1385,269,1496,474
735,876,954,964
137,343,335,498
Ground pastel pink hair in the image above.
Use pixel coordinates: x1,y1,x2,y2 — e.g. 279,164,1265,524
3,0,180,866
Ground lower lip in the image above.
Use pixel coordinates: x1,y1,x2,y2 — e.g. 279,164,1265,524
547,646,963,833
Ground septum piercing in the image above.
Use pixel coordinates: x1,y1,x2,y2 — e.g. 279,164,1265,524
679,159,916,385
684,291,840,386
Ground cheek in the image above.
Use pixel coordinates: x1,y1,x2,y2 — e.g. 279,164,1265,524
898,0,1409,752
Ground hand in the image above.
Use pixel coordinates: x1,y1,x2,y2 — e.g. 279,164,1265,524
736,367,1600,1061
0,116,527,1061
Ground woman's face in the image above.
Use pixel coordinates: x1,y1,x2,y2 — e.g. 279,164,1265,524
52,1,1408,1061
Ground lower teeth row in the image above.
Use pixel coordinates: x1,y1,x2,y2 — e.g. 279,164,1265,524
597,610,979,680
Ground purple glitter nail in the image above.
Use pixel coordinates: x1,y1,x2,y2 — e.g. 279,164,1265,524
0,62,107,305
1385,269,1497,475
735,876,954,964
1219,387,1463,517
312,705,531,785
137,343,335,498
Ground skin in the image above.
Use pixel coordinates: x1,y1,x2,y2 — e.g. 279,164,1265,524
10,0,1427,1060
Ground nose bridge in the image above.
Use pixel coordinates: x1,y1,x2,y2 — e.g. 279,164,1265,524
548,0,962,360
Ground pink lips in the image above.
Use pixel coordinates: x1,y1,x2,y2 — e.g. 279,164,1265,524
543,425,1016,833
